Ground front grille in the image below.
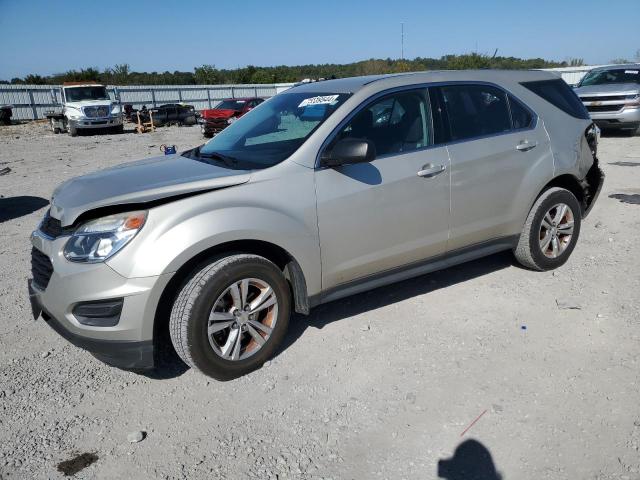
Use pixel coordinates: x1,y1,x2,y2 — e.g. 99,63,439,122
586,104,624,113
31,247,54,290
83,106,109,118
580,95,628,102
39,211,63,238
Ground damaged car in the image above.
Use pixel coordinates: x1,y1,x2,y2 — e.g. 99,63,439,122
199,97,263,137
29,71,603,380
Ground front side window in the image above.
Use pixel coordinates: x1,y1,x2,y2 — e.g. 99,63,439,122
334,89,432,157
440,85,511,141
580,68,640,86
196,92,350,169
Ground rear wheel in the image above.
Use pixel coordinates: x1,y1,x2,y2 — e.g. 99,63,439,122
514,187,581,271
169,254,291,380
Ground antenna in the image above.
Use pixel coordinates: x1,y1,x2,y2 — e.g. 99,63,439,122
401,23,404,60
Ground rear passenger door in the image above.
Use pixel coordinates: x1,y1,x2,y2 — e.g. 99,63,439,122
433,83,553,250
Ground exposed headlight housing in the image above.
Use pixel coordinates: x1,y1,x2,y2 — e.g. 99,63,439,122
227,116,236,125
64,211,147,263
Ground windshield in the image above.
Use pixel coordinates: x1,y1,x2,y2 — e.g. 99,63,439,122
580,68,640,86
65,86,110,102
194,92,351,169
216,99,248,110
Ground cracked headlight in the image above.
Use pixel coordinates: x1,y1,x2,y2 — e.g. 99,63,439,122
64,211,147,263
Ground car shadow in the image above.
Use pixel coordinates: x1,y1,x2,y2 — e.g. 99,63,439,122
277,251,515,357
438,439,502,480
0,196,49,223
141,251,515,381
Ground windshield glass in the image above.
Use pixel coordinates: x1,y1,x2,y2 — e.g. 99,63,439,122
65,86,110,102
580,68,640,86
216,99,248,110
195,92,351,169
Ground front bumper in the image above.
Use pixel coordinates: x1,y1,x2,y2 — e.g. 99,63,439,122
590,106,640,130
69,115,123,129
29,231,172,369
29,280,154,368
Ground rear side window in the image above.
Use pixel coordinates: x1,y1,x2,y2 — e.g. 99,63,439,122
509,95,533,129
521,79,589,120
440,84,512,141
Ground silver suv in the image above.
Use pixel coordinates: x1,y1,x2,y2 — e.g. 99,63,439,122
574,64,640,135
29,71,604,380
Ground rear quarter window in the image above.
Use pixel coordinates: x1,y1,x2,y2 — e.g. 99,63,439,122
521,79,589,120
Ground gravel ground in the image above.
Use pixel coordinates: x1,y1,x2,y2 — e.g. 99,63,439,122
0,121,639,480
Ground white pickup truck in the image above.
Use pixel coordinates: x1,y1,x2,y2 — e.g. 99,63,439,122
45,82,123,136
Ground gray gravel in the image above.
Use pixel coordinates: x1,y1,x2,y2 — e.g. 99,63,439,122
1,122,639,479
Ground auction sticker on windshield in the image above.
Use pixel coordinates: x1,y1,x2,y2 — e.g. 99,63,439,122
298,95,340,108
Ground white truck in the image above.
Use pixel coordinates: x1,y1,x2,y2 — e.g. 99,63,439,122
45,82,123,136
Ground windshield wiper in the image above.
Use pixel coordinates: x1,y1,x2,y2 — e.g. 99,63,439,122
194,147,238,168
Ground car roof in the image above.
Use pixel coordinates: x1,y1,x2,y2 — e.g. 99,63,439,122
287,70,559,94
220,97,260,101
588,63,640,72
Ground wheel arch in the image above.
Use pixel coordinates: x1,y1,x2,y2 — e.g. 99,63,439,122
538,174,587,216
153,239,310,360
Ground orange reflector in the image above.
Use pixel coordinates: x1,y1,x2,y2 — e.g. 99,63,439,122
124,213,146,230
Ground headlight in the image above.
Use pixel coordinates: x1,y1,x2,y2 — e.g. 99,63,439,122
227,116,236,125
64,211,147,263
111,104,122,115
66,108,83,120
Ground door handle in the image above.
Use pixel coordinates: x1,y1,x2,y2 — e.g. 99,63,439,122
417,164,446,178
516,140,537,152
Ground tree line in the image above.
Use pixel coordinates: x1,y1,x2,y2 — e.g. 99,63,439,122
2,54,584,86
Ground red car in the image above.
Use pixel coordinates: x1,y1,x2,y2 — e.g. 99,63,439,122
199,97,264,137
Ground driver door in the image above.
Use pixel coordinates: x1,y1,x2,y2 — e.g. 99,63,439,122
315,88,451,291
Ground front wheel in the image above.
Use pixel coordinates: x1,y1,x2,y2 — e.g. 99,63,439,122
169,254,291,380
514,187,582,271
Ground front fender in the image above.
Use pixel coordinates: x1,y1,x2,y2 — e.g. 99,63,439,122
106,169,322,296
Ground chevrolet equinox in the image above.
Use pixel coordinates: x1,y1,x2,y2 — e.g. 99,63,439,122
29,71,604,380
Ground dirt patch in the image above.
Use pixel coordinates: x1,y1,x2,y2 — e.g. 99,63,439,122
56,452,99,476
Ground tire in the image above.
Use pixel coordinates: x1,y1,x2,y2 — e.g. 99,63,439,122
68,124,78,137
169,254,291,380
514,187,582,271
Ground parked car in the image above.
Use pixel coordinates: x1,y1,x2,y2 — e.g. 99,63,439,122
574,64,640,135
199,97,263,137
147,103,197,127
29,71,603,380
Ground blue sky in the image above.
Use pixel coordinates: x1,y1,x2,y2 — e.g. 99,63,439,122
0,0,638,79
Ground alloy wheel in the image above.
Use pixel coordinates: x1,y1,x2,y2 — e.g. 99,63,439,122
539,203,574,258
207,278,278,361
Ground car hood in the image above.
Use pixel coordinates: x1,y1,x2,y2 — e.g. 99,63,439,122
50,154,251,226
201,108,238,119
574,83,640,96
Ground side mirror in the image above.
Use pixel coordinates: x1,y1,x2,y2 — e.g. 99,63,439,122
322,138,376,167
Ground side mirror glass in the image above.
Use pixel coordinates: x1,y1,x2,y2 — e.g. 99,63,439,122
322,138,376,167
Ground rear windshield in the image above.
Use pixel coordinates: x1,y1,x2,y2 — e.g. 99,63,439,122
579,68,640,86
193,92,351,169
521,79,589,120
